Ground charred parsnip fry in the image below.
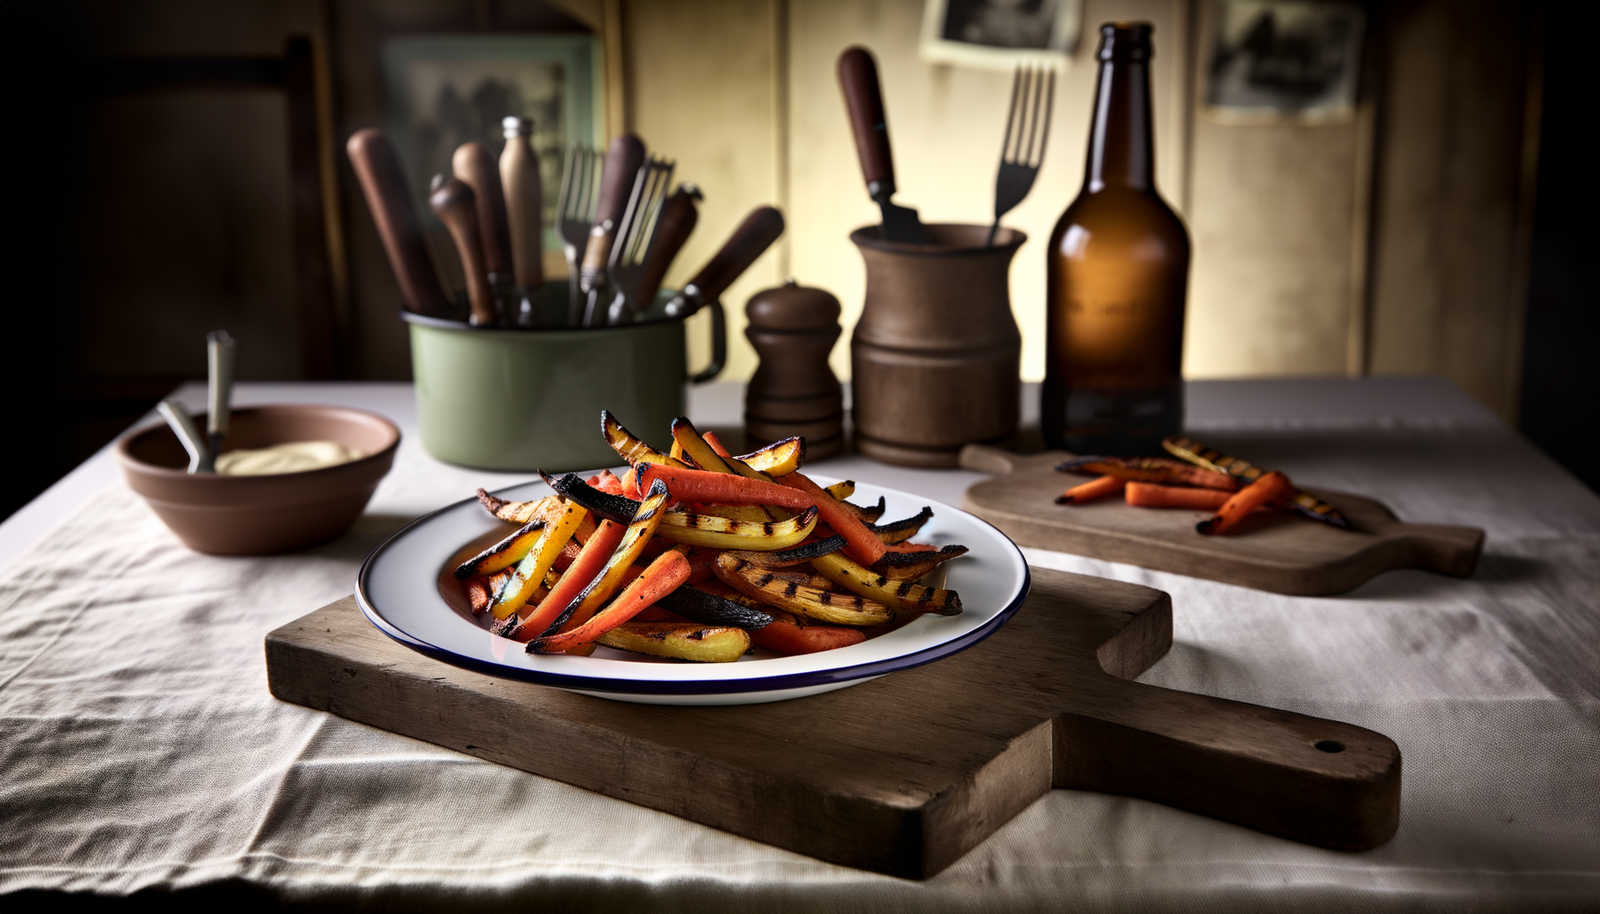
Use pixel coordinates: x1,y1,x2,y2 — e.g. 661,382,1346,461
476,489,565,526
810,552,962,616
715,553,892,626
602,410,690,470
722,535,847,568
656,505,819,550
735,437,804,477
869,544,969,581
670,417,737,475
597,622,751,663
543,480,674,634
489,502,588,619
825,480,855,500
692,503,781,523
454,518,546,579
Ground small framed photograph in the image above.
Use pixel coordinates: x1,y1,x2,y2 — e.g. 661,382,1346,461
381,34,604,247
920,0,1083,70
1201,0,1365,124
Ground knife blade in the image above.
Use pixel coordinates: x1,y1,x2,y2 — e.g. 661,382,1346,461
836,46,929,245
1162,435,1351,528
663,205,785,318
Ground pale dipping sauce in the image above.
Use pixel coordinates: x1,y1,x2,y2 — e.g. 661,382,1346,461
215,440,363,476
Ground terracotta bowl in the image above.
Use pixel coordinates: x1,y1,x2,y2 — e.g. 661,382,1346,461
115,404,401,555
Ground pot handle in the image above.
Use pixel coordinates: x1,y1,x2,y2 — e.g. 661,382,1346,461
689,299,726,384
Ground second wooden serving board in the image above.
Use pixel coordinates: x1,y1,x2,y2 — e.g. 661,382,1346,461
959,445,1484,596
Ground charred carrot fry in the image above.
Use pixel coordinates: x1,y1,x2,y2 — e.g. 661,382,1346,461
531,549,691,653
505,519,626,641
703,430,733,458
1056,456,1239,491
1056,474,1126,505
1125,482,1233,511
1197,470,1293,535
588,470,626,496
749,608,867,655
774,471,887,565
636,462,814,512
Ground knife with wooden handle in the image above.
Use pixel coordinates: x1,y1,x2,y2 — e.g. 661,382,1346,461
499,116,544,290
345,129,451,317
429,175,496,327
1163,436,1352,528
837,46,928,244
664,205,785,318
451,141,515,283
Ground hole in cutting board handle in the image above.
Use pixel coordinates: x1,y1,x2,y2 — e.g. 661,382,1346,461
1314,739,1346,753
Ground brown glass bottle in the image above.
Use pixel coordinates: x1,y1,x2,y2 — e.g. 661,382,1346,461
1042,22,1190,455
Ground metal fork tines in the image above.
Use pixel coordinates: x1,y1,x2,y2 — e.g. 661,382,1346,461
557,143,600,322
987,64,1055,247
604,156,675,326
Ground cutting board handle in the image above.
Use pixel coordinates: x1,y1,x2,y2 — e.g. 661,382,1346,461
1391,522,1484,578
1057,679,1402,850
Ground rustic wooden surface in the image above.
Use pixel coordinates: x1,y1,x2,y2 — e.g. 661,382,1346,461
265,568,1401,878
959,446,1484,596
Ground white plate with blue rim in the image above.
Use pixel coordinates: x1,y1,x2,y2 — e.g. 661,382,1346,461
356,474,1030,705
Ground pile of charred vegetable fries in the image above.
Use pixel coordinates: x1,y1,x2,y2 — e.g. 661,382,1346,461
452,412,968,661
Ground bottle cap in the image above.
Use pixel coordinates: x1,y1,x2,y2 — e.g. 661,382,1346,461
502,116,533,138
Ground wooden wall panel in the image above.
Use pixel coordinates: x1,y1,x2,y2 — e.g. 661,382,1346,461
1180,0,1371,380
1367,0,1539,420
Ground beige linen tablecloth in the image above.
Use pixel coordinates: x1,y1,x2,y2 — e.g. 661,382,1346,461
2,380,1598,910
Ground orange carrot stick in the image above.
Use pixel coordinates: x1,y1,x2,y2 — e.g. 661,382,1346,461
1198,470,1293,535
636,462,814,512
749,608,867,655
508,519,626,641
703,430,734,458
773,472,887,565
1125,482,1233,511
1056,474,1126,505
531,550,691,653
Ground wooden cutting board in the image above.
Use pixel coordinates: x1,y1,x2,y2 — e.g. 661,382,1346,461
265,568,1400,878
959,446,1484,596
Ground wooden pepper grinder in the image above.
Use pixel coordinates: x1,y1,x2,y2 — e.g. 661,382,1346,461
745,279,844,460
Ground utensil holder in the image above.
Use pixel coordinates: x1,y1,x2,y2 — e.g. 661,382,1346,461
849,224,1024,467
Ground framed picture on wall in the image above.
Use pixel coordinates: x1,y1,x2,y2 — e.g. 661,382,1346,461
1201,0,1365,124
381,34,604,248
919,0,1083,70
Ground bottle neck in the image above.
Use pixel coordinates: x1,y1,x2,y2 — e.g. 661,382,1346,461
1084,57,1154,192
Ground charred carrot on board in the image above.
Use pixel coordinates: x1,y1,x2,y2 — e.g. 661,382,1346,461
1125,482,1233,511
1056,474,1126,505
1197,471,1293,535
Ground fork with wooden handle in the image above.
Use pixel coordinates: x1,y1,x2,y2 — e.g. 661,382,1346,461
604,157,675,325
580,134,647,327
556,142,597,323
987,65,1055,247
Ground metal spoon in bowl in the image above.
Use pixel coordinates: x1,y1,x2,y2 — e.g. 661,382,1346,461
157,400,210,474
206,330,236,465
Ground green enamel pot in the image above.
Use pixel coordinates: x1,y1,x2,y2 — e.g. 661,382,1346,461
403,291,725,472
